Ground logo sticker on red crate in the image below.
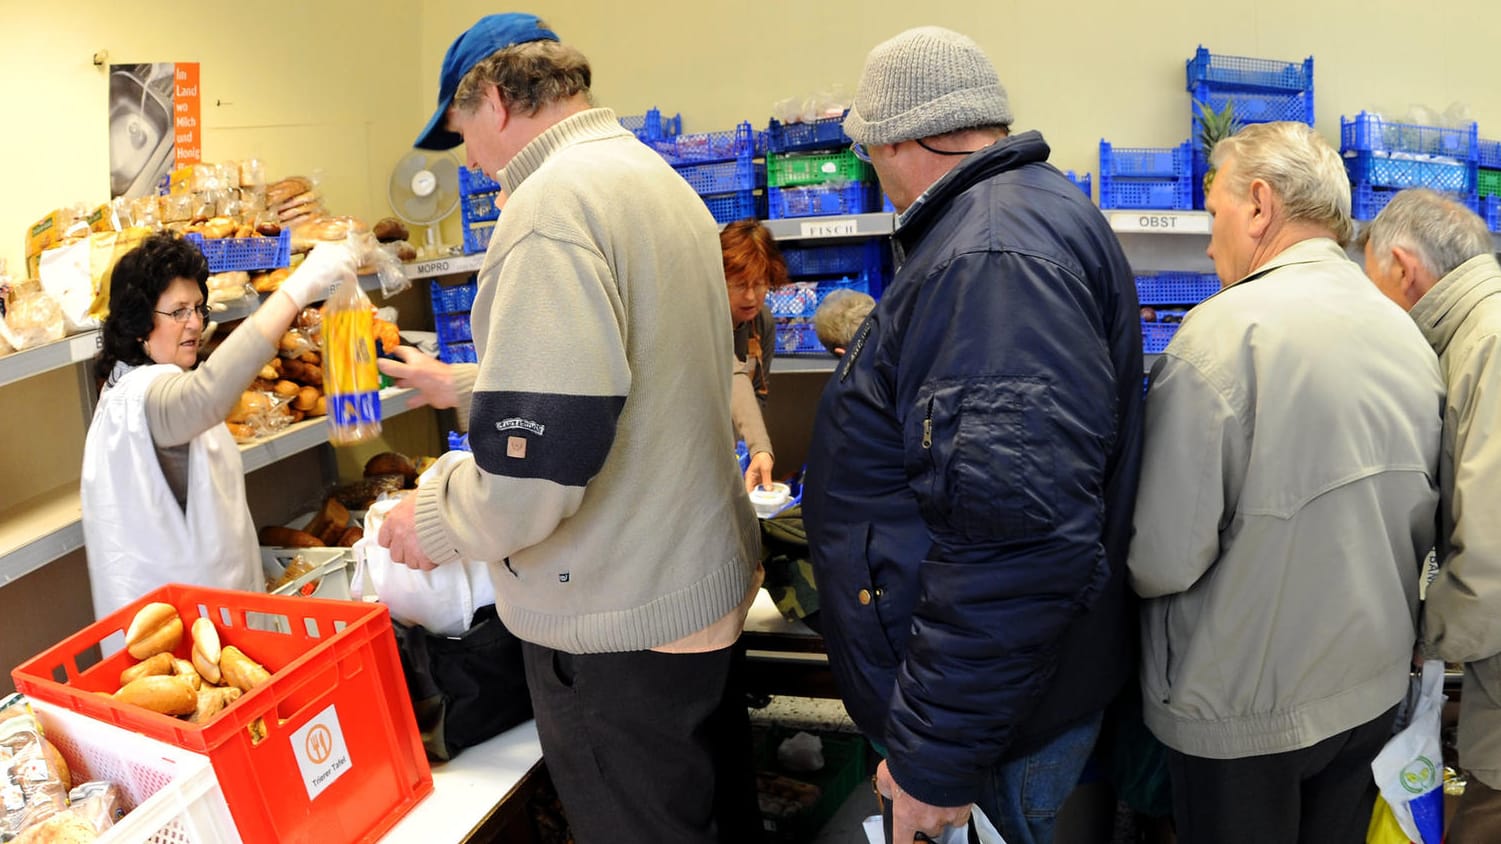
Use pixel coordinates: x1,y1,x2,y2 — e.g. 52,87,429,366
293,704,353,799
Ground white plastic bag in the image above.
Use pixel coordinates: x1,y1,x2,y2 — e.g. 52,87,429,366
349,452,495,636
37,239,99,333
862,805,1006,844
1371,659,1446,844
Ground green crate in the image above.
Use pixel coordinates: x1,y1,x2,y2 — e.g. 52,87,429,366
1480,168,1501,198
767,150,874,189
754,727,870,842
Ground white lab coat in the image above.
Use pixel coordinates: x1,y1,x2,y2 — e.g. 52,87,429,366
81,363,261,619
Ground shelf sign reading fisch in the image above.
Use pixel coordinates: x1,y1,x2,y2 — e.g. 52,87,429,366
1107,211,1212,235
799,218,859,238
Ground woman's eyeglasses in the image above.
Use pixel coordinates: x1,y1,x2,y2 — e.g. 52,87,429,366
155,304,211,323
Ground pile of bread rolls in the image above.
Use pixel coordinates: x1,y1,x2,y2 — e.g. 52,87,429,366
259,494,362,549
112,603,270,723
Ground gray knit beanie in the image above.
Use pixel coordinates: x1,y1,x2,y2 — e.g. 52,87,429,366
843,26,1012,146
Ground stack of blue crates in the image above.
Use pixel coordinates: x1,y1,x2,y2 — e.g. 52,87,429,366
650,121,767,223
768,240,889,355
1064,171,1092,199
458,167,501,255
1136,271,1221,353
1098,141,1194,210
1474,139,1501,232
764,111,883,219
1186,46,1314,208
1341,112,1479,220
429,278,478,364
619,108,682,144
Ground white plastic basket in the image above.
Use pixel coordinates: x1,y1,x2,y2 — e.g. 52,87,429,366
28,698,240,843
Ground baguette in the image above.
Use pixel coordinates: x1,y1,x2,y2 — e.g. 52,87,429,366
115,675,197,716
125,602,183,660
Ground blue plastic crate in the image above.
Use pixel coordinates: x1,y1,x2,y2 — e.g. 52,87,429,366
434,312,472,346
700,190,765,224
447,430,471,452
1141,312,1187,354
782,240,887,279
653,121,756,165
1065,171,1092,199
675,155,764,195
184,229,291,274
1099,175,1193,210
1100,141,1193,179
1191,81,1313,127
462,190,501,224
773,318,823,355
1186,46,1314,93
429,278,477,315
767,113,851,154
767,182,880,219
459,166,500,196
765,273,873,319
1352,183,1478,221
618,107,682,143
1482,196,1501,233
1481,140,1501,170
462,221,495,255
1340,112,1477,160
1136,272,1220,306
1345,151,1474,193
438,340,478,365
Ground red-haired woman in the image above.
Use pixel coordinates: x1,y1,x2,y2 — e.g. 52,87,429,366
719,219,788,491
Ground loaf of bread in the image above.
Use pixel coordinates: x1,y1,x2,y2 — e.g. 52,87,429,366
266,176,313,208
125,603,183,660
304,496,350,543
372,217,409,243
364,452,417,487
9,809,97,844
190,617,222,685
220,646,271,693
114,675,197,716
258,525,322,548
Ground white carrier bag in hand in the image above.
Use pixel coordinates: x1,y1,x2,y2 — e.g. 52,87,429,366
350,451,495,637
1370,659,1446,844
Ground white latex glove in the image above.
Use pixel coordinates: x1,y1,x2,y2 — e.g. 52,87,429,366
279,242,359,308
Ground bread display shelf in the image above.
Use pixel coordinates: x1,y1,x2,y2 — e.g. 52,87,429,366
0,331,102,390
0,386,420,587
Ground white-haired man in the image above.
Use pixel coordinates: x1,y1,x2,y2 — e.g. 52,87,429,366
1128,122,1444,843
1363,188,1501,844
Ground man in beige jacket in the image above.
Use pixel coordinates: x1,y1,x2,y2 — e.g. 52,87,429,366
1128,122,1443,844
1363,188,1501,843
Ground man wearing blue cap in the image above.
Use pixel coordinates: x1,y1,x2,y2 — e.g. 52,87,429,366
376,14,763,842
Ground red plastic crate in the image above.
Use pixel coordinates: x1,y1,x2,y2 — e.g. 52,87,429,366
12,584,432,844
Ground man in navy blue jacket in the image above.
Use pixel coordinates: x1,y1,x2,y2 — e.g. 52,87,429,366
803,26,1144,844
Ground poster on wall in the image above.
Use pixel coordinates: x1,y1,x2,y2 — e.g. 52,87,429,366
108,62,200,198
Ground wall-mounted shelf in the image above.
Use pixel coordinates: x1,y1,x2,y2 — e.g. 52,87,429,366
0,332,102,391
0,385,421,588
778,356,838,374
401,254,485,281
763,213,894,241
1106,210,1211,235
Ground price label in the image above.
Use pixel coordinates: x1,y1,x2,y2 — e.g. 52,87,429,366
799,218,859,238
413,259,452,276
1108,211,1211,235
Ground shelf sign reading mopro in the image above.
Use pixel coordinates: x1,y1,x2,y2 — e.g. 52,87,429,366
108,62,200,199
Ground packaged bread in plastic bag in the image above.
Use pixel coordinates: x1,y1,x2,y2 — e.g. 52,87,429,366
0,696,72,840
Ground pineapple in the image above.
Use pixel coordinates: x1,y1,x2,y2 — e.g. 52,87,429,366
1195,99,1241,195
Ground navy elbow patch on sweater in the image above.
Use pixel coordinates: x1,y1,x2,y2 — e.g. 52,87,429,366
470,390,625,486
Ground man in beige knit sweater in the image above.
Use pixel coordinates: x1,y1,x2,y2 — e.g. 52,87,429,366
376,13,762,843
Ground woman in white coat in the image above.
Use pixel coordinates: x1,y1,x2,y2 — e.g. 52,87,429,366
81,232,356,618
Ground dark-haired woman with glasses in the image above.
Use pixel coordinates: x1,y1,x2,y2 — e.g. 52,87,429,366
81,231,357,618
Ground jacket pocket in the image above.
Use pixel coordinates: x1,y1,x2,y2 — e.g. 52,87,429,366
905,376,1057,541
1142,596,1178,706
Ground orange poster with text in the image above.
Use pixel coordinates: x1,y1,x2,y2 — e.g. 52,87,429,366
173,62,201,166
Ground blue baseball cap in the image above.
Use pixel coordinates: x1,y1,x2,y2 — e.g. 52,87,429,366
414,13,560,150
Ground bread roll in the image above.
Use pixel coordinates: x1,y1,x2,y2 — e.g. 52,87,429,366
253,266,292,294
258,526,322,548
364,452,417,487
119,652,175,687
293,386,319,412
304,496,350,543
220,646,271,693
189,685,242,724
173,658,202,690
256,221,282,237
273,379,299,398
372,217,409,243
226,422,255,442
190,617,222,685
202,216,236,239
9,810,97,844
226,391,270,425
336,526,364,547
114,675,197,716
311,395,327,417
125,603,183,660
266,176,312,207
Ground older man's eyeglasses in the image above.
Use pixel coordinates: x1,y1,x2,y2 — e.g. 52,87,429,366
156,304,211,323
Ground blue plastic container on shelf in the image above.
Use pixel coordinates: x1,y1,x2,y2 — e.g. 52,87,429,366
1136,272,1220,306
1100,141,1193,179
184,229,291,274
765,273,876,319
429,278,478,315
700,190,765,224
462,222,494,255
674,155,765,195
618,108,682,143
1344,151,1474,193
1098,175,1193,211
782,240,887,279
462,191,501,224
434,312,473,347
447,431,471,453
653,122,758,166
459,166,500,196
1065,171,1092,199
1482,196,1501,232
1341,112,1477,160
1186,46,1314,93
1481,140,1501,170
437,341,478,365
1352,183,1478,220
1190,82,1313,127
1141,311,1187,354
767,113,851,154
773,318,824,355
767,182,880,219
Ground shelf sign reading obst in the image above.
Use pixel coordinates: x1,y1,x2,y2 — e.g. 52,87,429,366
293,704,353,800
799,218,859,238
1107,211,1211,235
